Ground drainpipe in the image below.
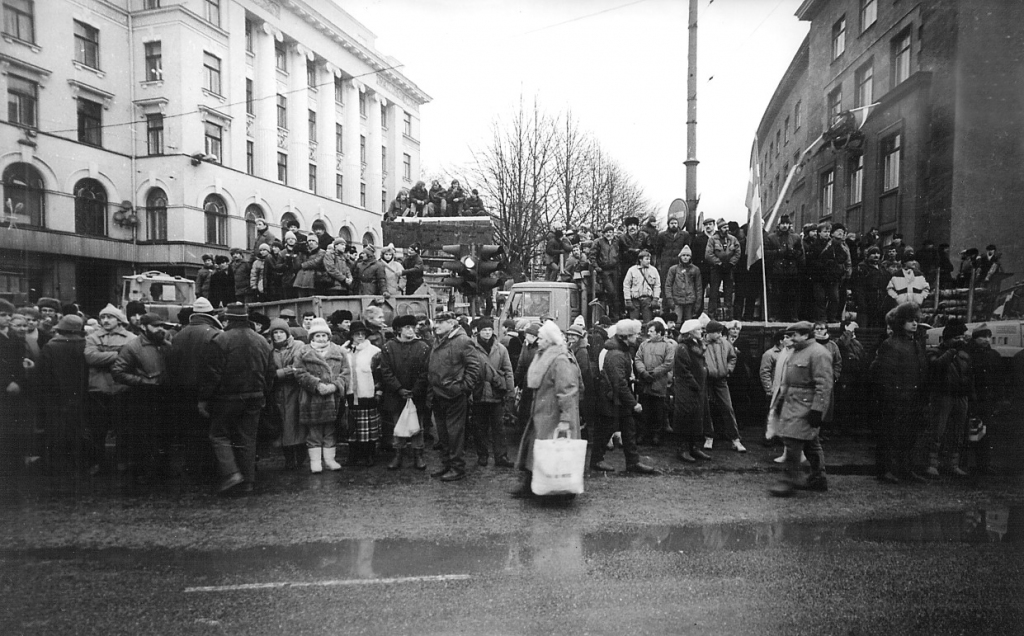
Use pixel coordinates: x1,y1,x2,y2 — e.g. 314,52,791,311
127,8,139,274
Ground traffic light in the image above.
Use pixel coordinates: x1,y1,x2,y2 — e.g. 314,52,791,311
475,244,506,294
440,244,475,292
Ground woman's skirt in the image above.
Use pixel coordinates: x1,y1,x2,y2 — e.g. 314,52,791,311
347,396,381,443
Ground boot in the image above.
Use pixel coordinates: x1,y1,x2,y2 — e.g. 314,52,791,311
322,447,342,471
308,447,323,474
924,452,940,477
387,447,404,470
510,472,532,498
363,443,376,467
283,446,297,470
344,443,359,466
946,454,968,477
412,449,427,470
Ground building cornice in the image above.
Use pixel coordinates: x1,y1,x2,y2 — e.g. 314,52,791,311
795,0,826,22
0,53,52,79
67,79,115,109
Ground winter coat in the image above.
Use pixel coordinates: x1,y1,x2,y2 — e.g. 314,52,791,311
294,342,349,425
293,249,325,291
385,196,410,221
589,236,619,270
622,264,661,301
514,341,538,388
705,232,741,269
765,230,803,277
569,337,595,419
209,269,235,308
634,336,675,397
353,257,387,295
887,270,930,305
380,337,431,414
427,329,481,401
111,334,170,387
271,337,306,446
280,248,302,290
428,184,448,210
231,259,252,297
704,337,736,379
967,342,1004,404
672,336,709,436
196,266,214,299
617,231,648,271
343,340,380,401
167,313,222,391
543,231,572,266
199,322,275,402
515,344,581,472
596,337,637,409
665,263,702,306
84,326,136,394
471,336,514,404
853,262,889,309
691,232,712,270
381,258,405,296
264,253,286,300
818,240,852,283
770,339,834,440
869,332,929,411
249,257,266,295
37,334,88,436
402,254,425,294
815,337,842,420
322,249,353,294
759,345,783,395
252,228,275,253
654,229,691,275
0,330,26,394
928,343,975,398
837,332,867,377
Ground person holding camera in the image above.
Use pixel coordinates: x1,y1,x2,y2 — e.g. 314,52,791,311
622,250,661,323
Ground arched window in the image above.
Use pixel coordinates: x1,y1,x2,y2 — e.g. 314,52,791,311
74,178,107,236
362,232,375,247
2,163,45,228
146,188,167,241
338,226,353,243
280,211,299,233
204,194,228,246
245,204,265,250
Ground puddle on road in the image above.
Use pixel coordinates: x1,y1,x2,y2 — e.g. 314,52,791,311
6,506,1021,584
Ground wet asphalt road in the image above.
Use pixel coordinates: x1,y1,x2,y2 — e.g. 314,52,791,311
2,425,1023,635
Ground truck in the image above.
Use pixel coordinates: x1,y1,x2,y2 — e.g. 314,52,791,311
121,271,195,325
496,282,587,341
248,294,434,325
925,282,1024,358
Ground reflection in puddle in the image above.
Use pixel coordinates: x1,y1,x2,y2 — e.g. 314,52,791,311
5,506,1020,585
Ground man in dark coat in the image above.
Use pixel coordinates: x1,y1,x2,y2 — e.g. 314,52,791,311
672,319,713,463
589,224,621,318
852,247,888,328
468,318,515,468
543,223,573,281
426,312,481,482
230,248,252,304
690,217,717,315
654,215,690,303
380,315,431,470
36,315,88,474
209,255,235,308
0,299,29,472
923,320,974,477
814,223,852,322
616,217,649,300
402,243,425,295
198,303,275,495
565,324,595,432
764,214,803,321
589,319,658,474
352,245,387,296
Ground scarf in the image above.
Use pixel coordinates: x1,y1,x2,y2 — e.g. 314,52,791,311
527,342,567,389
310,338,330,356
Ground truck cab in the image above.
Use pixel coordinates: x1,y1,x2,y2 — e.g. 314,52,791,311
497,282,582,340
122,271,195,325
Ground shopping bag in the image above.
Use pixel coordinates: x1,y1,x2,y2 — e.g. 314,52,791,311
531,429,586,496
393,398,420,437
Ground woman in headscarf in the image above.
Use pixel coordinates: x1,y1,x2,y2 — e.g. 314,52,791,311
269,319,307,470
294,318,349,473
343,321,383,467
511,321,581,498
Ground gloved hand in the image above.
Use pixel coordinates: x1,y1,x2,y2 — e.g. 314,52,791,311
625,299,635,310
808,410,823,429
399,388,413,400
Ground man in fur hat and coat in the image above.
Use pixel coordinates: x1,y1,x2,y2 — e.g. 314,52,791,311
84,303,136,475
380,314,431,470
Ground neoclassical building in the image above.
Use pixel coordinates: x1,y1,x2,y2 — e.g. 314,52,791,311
0,0,429,311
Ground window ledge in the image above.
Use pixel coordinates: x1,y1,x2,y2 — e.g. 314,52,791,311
71,59,104,78
277,68,289,78
201,88,226,103
402,133,419,145
2,33,40,53
140,79,164,89
858,22,876,38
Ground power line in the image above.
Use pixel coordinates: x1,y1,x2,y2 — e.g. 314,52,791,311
519,0,652,36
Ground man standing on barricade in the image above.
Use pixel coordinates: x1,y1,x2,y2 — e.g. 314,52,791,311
589,223,621,318
764,214,803,321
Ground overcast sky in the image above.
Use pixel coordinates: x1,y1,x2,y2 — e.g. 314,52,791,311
348,0,808,224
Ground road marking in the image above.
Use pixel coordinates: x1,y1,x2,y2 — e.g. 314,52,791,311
184,574,471,593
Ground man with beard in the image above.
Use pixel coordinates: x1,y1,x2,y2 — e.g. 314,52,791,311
84,303,136,476
590,319,658,474
352,244,387,296
589,223,622,318
468,318,515,468
112,313,173,484
426,312,481,482
381,315,431,470
764,214,803,321
673,319,713,463
402,243,426,295
852,247,888,328
705,219,740,319
617,217,649,300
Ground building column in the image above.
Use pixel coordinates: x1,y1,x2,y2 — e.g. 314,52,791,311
367,91,382,214
318,64,339,200
287,44,311,190
255,22,278,181
343,79,362,207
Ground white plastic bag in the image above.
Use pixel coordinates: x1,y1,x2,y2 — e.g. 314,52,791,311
531,429,586,496
393,398,420,437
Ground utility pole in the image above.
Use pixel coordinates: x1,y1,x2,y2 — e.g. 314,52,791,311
684,0,700,234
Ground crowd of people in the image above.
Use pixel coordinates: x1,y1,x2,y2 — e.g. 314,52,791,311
383,179,485,221
0,281,1012,497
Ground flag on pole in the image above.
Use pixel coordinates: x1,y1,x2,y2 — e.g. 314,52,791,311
851,102,879,128
745,140,763,269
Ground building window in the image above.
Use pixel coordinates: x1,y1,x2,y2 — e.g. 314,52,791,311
892,29,911,87
7,74,36,127
848,155,864,205
203,0,219,27
244,19,253,53
335,77,344,104
382,190,387,212
74,20,100,69
277,94,287,128
277,152,288,184
3,0,35,43
359,182,366,207
308,164,317,193
882,133,901,192
820,169,834,218
275,40,287,72
77,98,102,146
74,178,107,237
204,121,222,162
308,109,316,142
146,188,167,242
246,140,254,175
203,194,227,246
403,153,411,181
335,174,343,200
335,123,343,154
306,60,317,89
203,52,222,95
860,0,876,32
382,146,387,171
360,135,366,165
783,117,790,144
144,0,160,7
358,91,366,117
380,103,388,129
855,62,873,108
144,41,162,81
403,111,412,137
794,100,802,130
245,78,254,115
146,114,163,156
2,162,44,227
827,87,843,121
245,204,263,249
831,16,846,60
775,130,781,155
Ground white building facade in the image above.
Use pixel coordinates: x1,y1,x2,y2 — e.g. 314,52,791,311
0,0,429,311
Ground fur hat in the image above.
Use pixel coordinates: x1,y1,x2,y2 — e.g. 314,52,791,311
942,319,968,340
474,317,494,331
125,300,147,318
192,297,215,314
306,317,332,338
891,302,921,328
37,297,61,312
0,298,15,314
54,315,84,333
678,319,703,335
348,320,369,336
538,320,565,346
623,216,640,227
98,303,127,324
614,319,641,337
392,314,418,331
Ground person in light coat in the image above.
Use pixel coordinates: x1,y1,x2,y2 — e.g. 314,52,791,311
268,319,307,470
634,320,674,446
341,320,381,467
84,304,136,475
768,321,834,497
380,245,405,297
511,321,581,497
887,260,930,306
622,250,662,322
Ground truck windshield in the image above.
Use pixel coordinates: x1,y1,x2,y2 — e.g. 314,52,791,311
508,291,551,318
143,281,193,304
